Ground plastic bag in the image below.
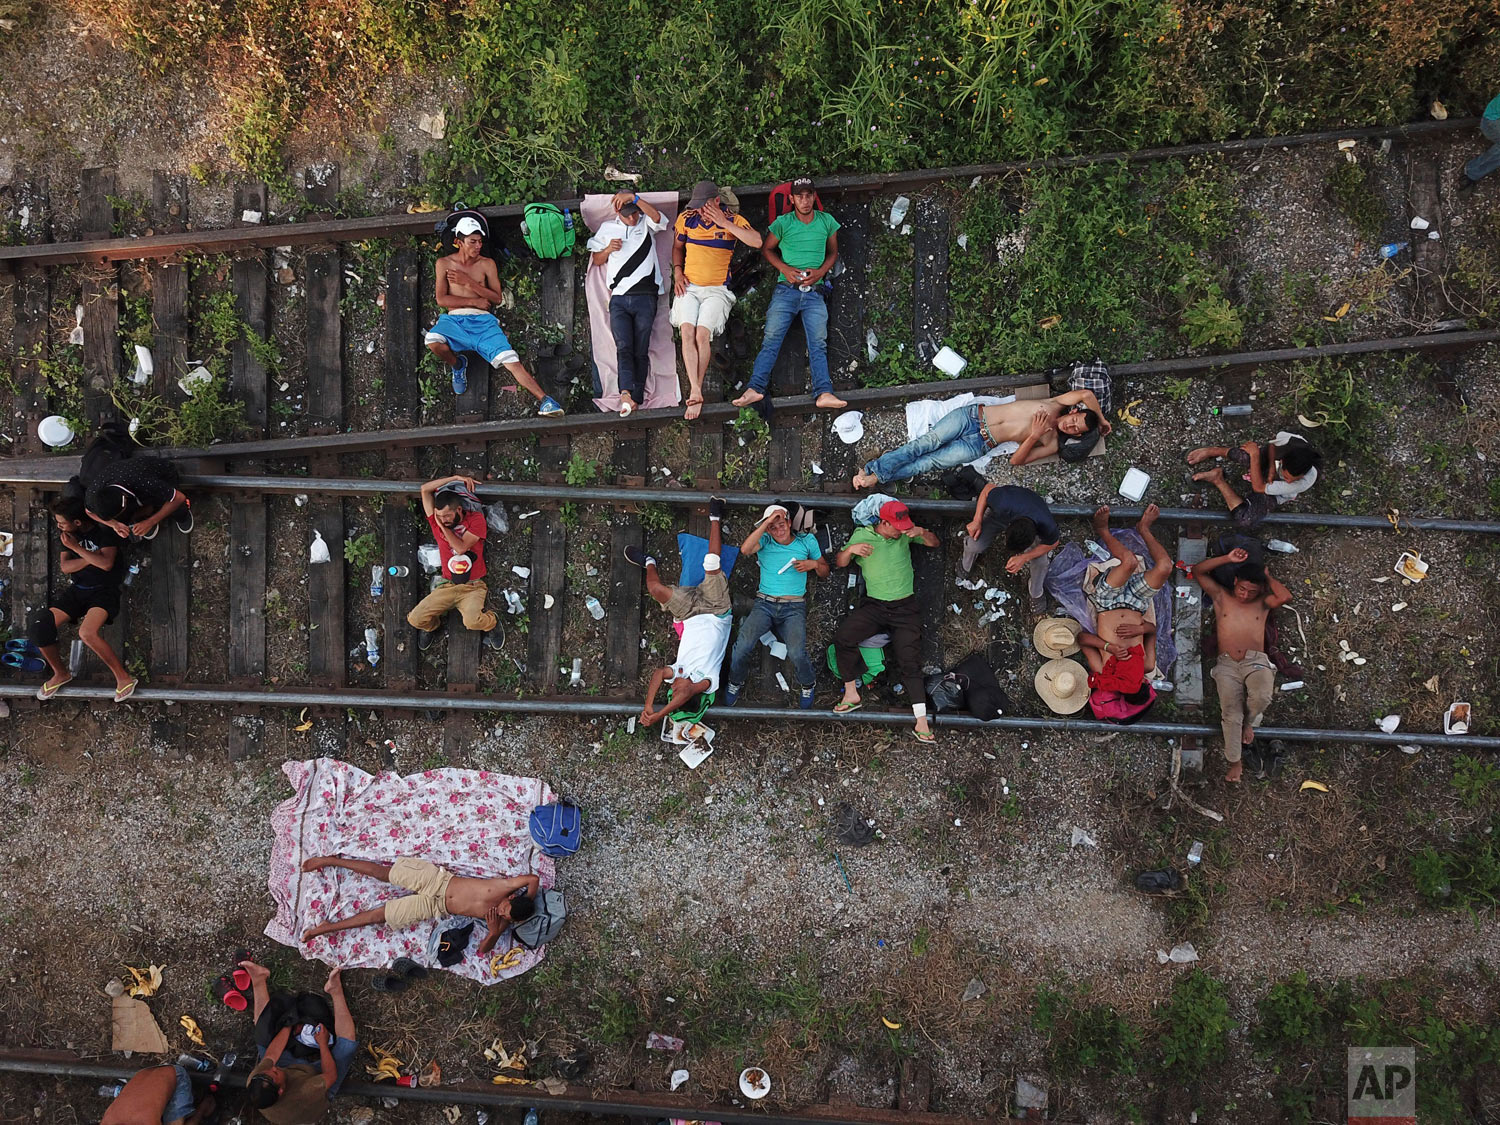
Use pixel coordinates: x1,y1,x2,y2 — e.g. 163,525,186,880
309,530,331,564
484,502,510,535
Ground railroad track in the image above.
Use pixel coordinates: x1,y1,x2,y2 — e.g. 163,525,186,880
2,123,1493,756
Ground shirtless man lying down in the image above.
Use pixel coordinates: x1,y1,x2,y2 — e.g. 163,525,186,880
1075,505,1171,689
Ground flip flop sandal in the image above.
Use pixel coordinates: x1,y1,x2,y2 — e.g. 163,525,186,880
114,678,139,703
36,675,72,700
371,972,412,993
684,397,705,419
391,957,428,981
3,652,46,672
832,700,862,715
913,729,936,745
213,975,249,1011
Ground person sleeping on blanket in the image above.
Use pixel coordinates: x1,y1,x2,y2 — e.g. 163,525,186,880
1075,505,1172,691
300,857,538,956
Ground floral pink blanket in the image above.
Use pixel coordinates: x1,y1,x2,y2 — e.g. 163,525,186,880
264,758,557,985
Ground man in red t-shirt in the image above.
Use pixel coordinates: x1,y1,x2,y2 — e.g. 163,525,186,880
406,475,500,651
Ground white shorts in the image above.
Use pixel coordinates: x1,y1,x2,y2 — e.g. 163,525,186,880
670,284,736,337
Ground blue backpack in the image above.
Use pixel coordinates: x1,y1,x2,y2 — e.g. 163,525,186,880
529,798,582,857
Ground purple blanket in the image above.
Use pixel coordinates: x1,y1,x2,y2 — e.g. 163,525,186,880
1043,531,1177,675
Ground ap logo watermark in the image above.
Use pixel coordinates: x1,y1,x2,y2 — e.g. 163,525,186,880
1348,1047,1415,1125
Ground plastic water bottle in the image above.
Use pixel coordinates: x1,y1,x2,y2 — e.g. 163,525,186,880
98,1084,125,1098
369,565,384,598
387,565,409,578
124,561,141,586
585,595,605,620
365,627,380,668
177,1054,212,1072
1187,841,1204,866
1084,540,1115,564
1379,241,1408,259
1266,539,1299,554
1211,404,1253,416
563,207,575,232
569,658,584,687
888,196,910,227
68,638,84,674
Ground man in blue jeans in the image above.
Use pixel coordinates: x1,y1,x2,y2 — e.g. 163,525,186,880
723,504,829,708
587,189,668,416
1459,93,1500,191
731,177,848,412
101,1066,214,1125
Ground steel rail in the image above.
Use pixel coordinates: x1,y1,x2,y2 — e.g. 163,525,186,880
0,1054,997,1125
1,470,1495,534
0,686,1488,748
7,327,1497,466
0,119,1475,268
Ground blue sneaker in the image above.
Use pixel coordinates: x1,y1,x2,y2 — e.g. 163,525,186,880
799,684,816,709
723,682,743,707
451,355,469,395
537,395,564,417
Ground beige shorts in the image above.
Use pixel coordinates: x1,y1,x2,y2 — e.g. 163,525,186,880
664,568,730,620
670,284,735,337
384,857,454,928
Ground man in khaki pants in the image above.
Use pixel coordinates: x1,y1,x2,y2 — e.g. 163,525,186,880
1190,548,1291,783
408,475,501,652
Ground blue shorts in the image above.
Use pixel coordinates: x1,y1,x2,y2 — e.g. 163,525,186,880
260,1036,359,1097
425,312,520,366
163,1066,196,1124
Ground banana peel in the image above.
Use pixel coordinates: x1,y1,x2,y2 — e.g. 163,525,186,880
483,1037,526,1071
880,1016,902,1030
491,1075,531,1085
366,1043,407,1081
179,1015,206,1048
1296,412,1327,429
1299,780,1330,794
490,947,524,973
1118,399,1144,427
1322,301,1351,322
294,707,313,733
124,964,164,998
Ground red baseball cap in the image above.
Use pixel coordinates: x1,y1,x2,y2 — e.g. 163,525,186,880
878,500,915,531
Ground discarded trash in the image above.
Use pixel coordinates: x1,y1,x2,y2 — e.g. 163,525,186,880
670,1070,690,1092
123,964,164,999
679,736,713,770
365,627,380,668
370,565,384,598
866,329,879,362
1118,399,1144,426
645,1032,685,1052
584,595,605,620
309,530,331,564
956,233,969,250
1265,539,1299,554
1037,314,1062,330
1157,943,1199,964
132,344,154,385
1069,826,1097,848
833,802,876,847
37,415,75,448
1279,680,1305,692
568,658,584,688
1213,403,1253,416
543,594,555,609
504,590,525,615
1431,100,1448,120
1118,467,1151,502
178,365,214,397
1444,702,1471,735
1337,139,1357,151
775,671,790,693
961,978,985,1003
1394,551,1428,582
179,1015,207,1047
512,566,531,579
241,209,263,224
1410,216,1430,231
811,461,824,475
1299,780,1330,793
1378,242,1408,260
888,196,910,228
1390,601,1407,612
417,110,446,139
604,164,642,183
1427,230,1441,240
417,543,441,573
1135,868,1185,894
739,1067,772,1100
931,346,968,377
1377,714,1400,734
769,640,788,661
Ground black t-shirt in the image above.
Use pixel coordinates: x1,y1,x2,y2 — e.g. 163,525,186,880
985,485,1061,545
67,523,125,588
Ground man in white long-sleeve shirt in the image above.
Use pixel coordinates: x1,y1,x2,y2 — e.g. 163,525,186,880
588,190,667,416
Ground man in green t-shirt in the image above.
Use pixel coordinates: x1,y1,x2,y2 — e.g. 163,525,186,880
731,177,848,412
831,500,939,743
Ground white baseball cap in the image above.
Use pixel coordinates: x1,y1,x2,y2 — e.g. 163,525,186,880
832,411,865,444
453,216,484,237
761,504,789,521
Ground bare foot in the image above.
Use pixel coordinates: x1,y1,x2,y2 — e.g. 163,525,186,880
324,967,343,993
239,959,270,987
684,397,704,421
852,471,878,490
1091,505,1111,536
1243,722,1256,746
1192,467,1224,484
1136,502,1160,534
732,388,764,408
1186,447,1216,466
1225,760,1244,783
815,392,848,410
301,856,334,873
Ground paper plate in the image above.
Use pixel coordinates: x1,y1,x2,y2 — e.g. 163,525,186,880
739,1067,771,1100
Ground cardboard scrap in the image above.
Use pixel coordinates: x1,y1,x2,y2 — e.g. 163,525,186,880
112,994,170,1053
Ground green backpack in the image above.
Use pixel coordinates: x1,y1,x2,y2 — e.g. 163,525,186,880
521,203,576,259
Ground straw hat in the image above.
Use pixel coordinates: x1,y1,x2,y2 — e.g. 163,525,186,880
1035,658,1090,714
1032,616,1082,658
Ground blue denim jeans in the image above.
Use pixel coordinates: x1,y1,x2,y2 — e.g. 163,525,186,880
748,283,832,396
728,597,815,687
163,1066,196,1124
1464,115,1500,182
864,404,991,484
609,292,658,401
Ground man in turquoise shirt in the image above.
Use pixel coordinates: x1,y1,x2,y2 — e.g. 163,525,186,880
1460,93,1500,190
732,177,848,412
724,504,829,708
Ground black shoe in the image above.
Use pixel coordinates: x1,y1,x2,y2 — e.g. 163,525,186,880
1457,175,1479,197
391,957,428,980
622,544,654,568
482,628,504,650
173,505,194,534
417,626,442,652
708,496,726,521
371,972,411,993
1243,745,1265,778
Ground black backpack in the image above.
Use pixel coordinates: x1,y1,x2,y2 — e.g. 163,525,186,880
950,653,1010,721
253,991,336,1061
